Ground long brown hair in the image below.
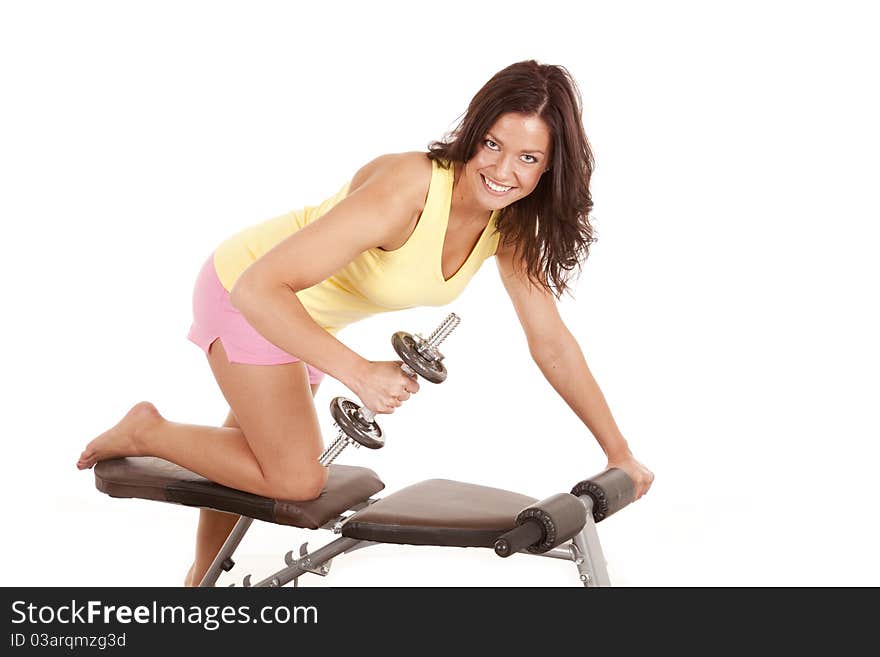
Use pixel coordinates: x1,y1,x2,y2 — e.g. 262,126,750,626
428,60,596,298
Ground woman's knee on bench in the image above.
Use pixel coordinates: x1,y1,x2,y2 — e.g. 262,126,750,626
263,462,328,501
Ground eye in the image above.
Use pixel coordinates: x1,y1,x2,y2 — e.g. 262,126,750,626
521,154,538,164
484,139,499,151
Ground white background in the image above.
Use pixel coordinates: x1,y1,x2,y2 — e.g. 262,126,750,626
2,1,878,587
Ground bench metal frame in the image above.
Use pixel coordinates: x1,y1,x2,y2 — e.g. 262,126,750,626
199,494,610,587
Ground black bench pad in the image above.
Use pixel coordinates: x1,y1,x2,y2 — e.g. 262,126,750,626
94,457,384,529
342,479,539,548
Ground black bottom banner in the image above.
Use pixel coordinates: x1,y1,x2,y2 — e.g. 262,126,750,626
0,586,873,652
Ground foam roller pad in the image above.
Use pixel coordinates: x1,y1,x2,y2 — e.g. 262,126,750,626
516,493,587,553
570,468,635,522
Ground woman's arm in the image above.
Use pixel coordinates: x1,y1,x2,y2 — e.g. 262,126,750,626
230,152,431,397
495,241,654,499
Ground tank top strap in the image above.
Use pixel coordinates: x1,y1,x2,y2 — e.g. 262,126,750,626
380,158,453,257
418,158,455,243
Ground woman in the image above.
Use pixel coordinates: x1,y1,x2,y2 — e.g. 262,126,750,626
77,60,654,586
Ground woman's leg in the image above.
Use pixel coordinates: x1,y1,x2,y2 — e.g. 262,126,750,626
185,380,321,587
78,338,328,501
183,410,243,588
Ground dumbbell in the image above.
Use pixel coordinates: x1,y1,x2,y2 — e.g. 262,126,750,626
318,313,461,465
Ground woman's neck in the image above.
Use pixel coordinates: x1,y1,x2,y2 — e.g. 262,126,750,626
450,162,492,226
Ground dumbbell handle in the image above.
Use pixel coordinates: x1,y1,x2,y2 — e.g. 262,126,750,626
321,314,460,467
494,521,545,558
356,363,417,423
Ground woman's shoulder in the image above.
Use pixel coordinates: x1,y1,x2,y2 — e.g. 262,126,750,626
348,151,433,209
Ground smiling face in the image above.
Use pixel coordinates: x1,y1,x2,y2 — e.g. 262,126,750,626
462,112,553,212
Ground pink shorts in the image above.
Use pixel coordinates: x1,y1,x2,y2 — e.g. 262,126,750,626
186,254,326,384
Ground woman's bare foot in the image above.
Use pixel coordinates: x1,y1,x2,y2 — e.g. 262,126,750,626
77,401,163,470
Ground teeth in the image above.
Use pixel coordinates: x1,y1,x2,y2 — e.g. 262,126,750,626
483,175,511,192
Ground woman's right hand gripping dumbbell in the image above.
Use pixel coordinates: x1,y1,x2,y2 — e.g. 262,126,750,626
348,360,420,414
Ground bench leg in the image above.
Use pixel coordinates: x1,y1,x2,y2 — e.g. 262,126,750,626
572,496,612,587
198,516,254,587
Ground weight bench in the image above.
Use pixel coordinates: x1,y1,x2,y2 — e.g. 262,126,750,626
94,457,635,587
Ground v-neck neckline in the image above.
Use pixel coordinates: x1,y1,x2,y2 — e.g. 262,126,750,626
439,162,496,283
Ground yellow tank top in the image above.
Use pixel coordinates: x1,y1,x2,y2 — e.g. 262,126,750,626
213,158,500,335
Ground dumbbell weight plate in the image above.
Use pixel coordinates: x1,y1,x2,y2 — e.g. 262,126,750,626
329,397,384,449
391,332,447,384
